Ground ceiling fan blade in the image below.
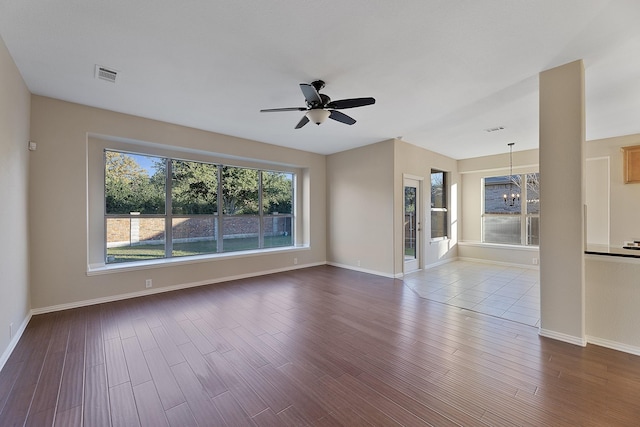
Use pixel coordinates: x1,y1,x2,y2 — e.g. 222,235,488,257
260,107,307,112
326,97,376,110
295,115,309,129
329,110,356,125
300,83,322,106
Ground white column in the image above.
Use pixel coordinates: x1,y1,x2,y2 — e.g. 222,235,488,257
539,60,586,345
130,212,140,244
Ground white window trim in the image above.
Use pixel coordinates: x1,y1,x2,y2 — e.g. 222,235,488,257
87,135,303,273
430,170,448,240
87,245,310,276
481,172,539,247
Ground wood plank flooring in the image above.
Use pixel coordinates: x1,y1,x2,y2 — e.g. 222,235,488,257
1,265,640,426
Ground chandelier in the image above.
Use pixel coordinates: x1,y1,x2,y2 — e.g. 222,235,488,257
503,142,520,206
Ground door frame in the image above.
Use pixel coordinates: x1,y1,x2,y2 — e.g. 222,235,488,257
403,174,424,274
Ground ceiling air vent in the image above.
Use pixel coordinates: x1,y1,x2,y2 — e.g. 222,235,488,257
95,65,119,83
485,126,505,133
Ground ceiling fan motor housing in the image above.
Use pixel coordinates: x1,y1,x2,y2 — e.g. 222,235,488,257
311,80,326,91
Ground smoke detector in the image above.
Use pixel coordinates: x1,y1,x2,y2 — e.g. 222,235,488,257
95,65,119,83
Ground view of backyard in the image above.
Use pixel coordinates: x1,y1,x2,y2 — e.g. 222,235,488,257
105,150,294,264
107,235,293,263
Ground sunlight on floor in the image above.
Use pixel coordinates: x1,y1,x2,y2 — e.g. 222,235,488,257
404,260,540,327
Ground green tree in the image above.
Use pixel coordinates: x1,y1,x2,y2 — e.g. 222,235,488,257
222,166,259,214
171,160,218,214
105,151,165,214
262,171,293,214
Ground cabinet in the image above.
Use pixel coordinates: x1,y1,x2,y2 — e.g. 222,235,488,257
622,145,640,184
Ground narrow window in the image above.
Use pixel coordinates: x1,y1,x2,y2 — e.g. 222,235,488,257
171,159,218,257
525,173,540,245
262,171,294,248
221,166,260,252
105,151,167,263
431,170,448,239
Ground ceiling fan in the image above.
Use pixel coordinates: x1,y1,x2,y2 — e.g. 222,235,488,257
260,80,375,129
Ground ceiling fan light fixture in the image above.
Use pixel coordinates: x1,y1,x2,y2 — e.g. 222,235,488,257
306,109,330,125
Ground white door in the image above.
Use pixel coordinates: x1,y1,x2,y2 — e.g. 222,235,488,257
404,178,421,273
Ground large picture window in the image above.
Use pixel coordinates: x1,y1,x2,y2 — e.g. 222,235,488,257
483,173,539,245
105,150,294,264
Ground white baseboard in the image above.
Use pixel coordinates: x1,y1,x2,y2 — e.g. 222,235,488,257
326,262,397,279
539,328,587,347
3,263,326,371
0,312,32,372
424,257,458,270
587,335,640,357
458,256,539,270
31,262,326,315
9,262,640,374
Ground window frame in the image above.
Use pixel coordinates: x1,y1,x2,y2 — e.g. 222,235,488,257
430,169,448,240
482,172,539,246
88,137,301,272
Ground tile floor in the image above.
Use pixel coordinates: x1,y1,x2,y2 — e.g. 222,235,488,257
404,260,540,327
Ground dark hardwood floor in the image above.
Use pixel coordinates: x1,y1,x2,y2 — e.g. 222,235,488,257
1,265,639,426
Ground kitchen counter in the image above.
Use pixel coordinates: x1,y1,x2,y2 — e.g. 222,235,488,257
585,244,640,259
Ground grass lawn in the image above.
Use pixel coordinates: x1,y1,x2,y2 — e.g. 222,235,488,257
107,236,293,263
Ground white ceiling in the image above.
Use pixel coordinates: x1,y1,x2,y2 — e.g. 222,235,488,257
1,0,640,159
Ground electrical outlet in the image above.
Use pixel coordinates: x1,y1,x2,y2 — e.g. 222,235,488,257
145,279,152,288
357,260,361,267
532,258,539,265
9,322,14,339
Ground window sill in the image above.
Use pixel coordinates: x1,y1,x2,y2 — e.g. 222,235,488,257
430,237,449,243
87,245,310,276
458,241,539,251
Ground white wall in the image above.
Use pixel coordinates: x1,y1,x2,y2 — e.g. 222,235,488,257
28,96,327,310
0,35,31,366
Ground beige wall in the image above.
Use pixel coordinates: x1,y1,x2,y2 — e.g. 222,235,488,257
459,134,640,251
394,139,459,270
586,257,640,353
6,46,639,362
458,133,640,352
458,148,539,252
584,133,640,353
326,140,395,276
586,134,640,246
458,148,540,266
29,96,326,310
326,138,460,277
0,36,31,364
538,60,586,344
